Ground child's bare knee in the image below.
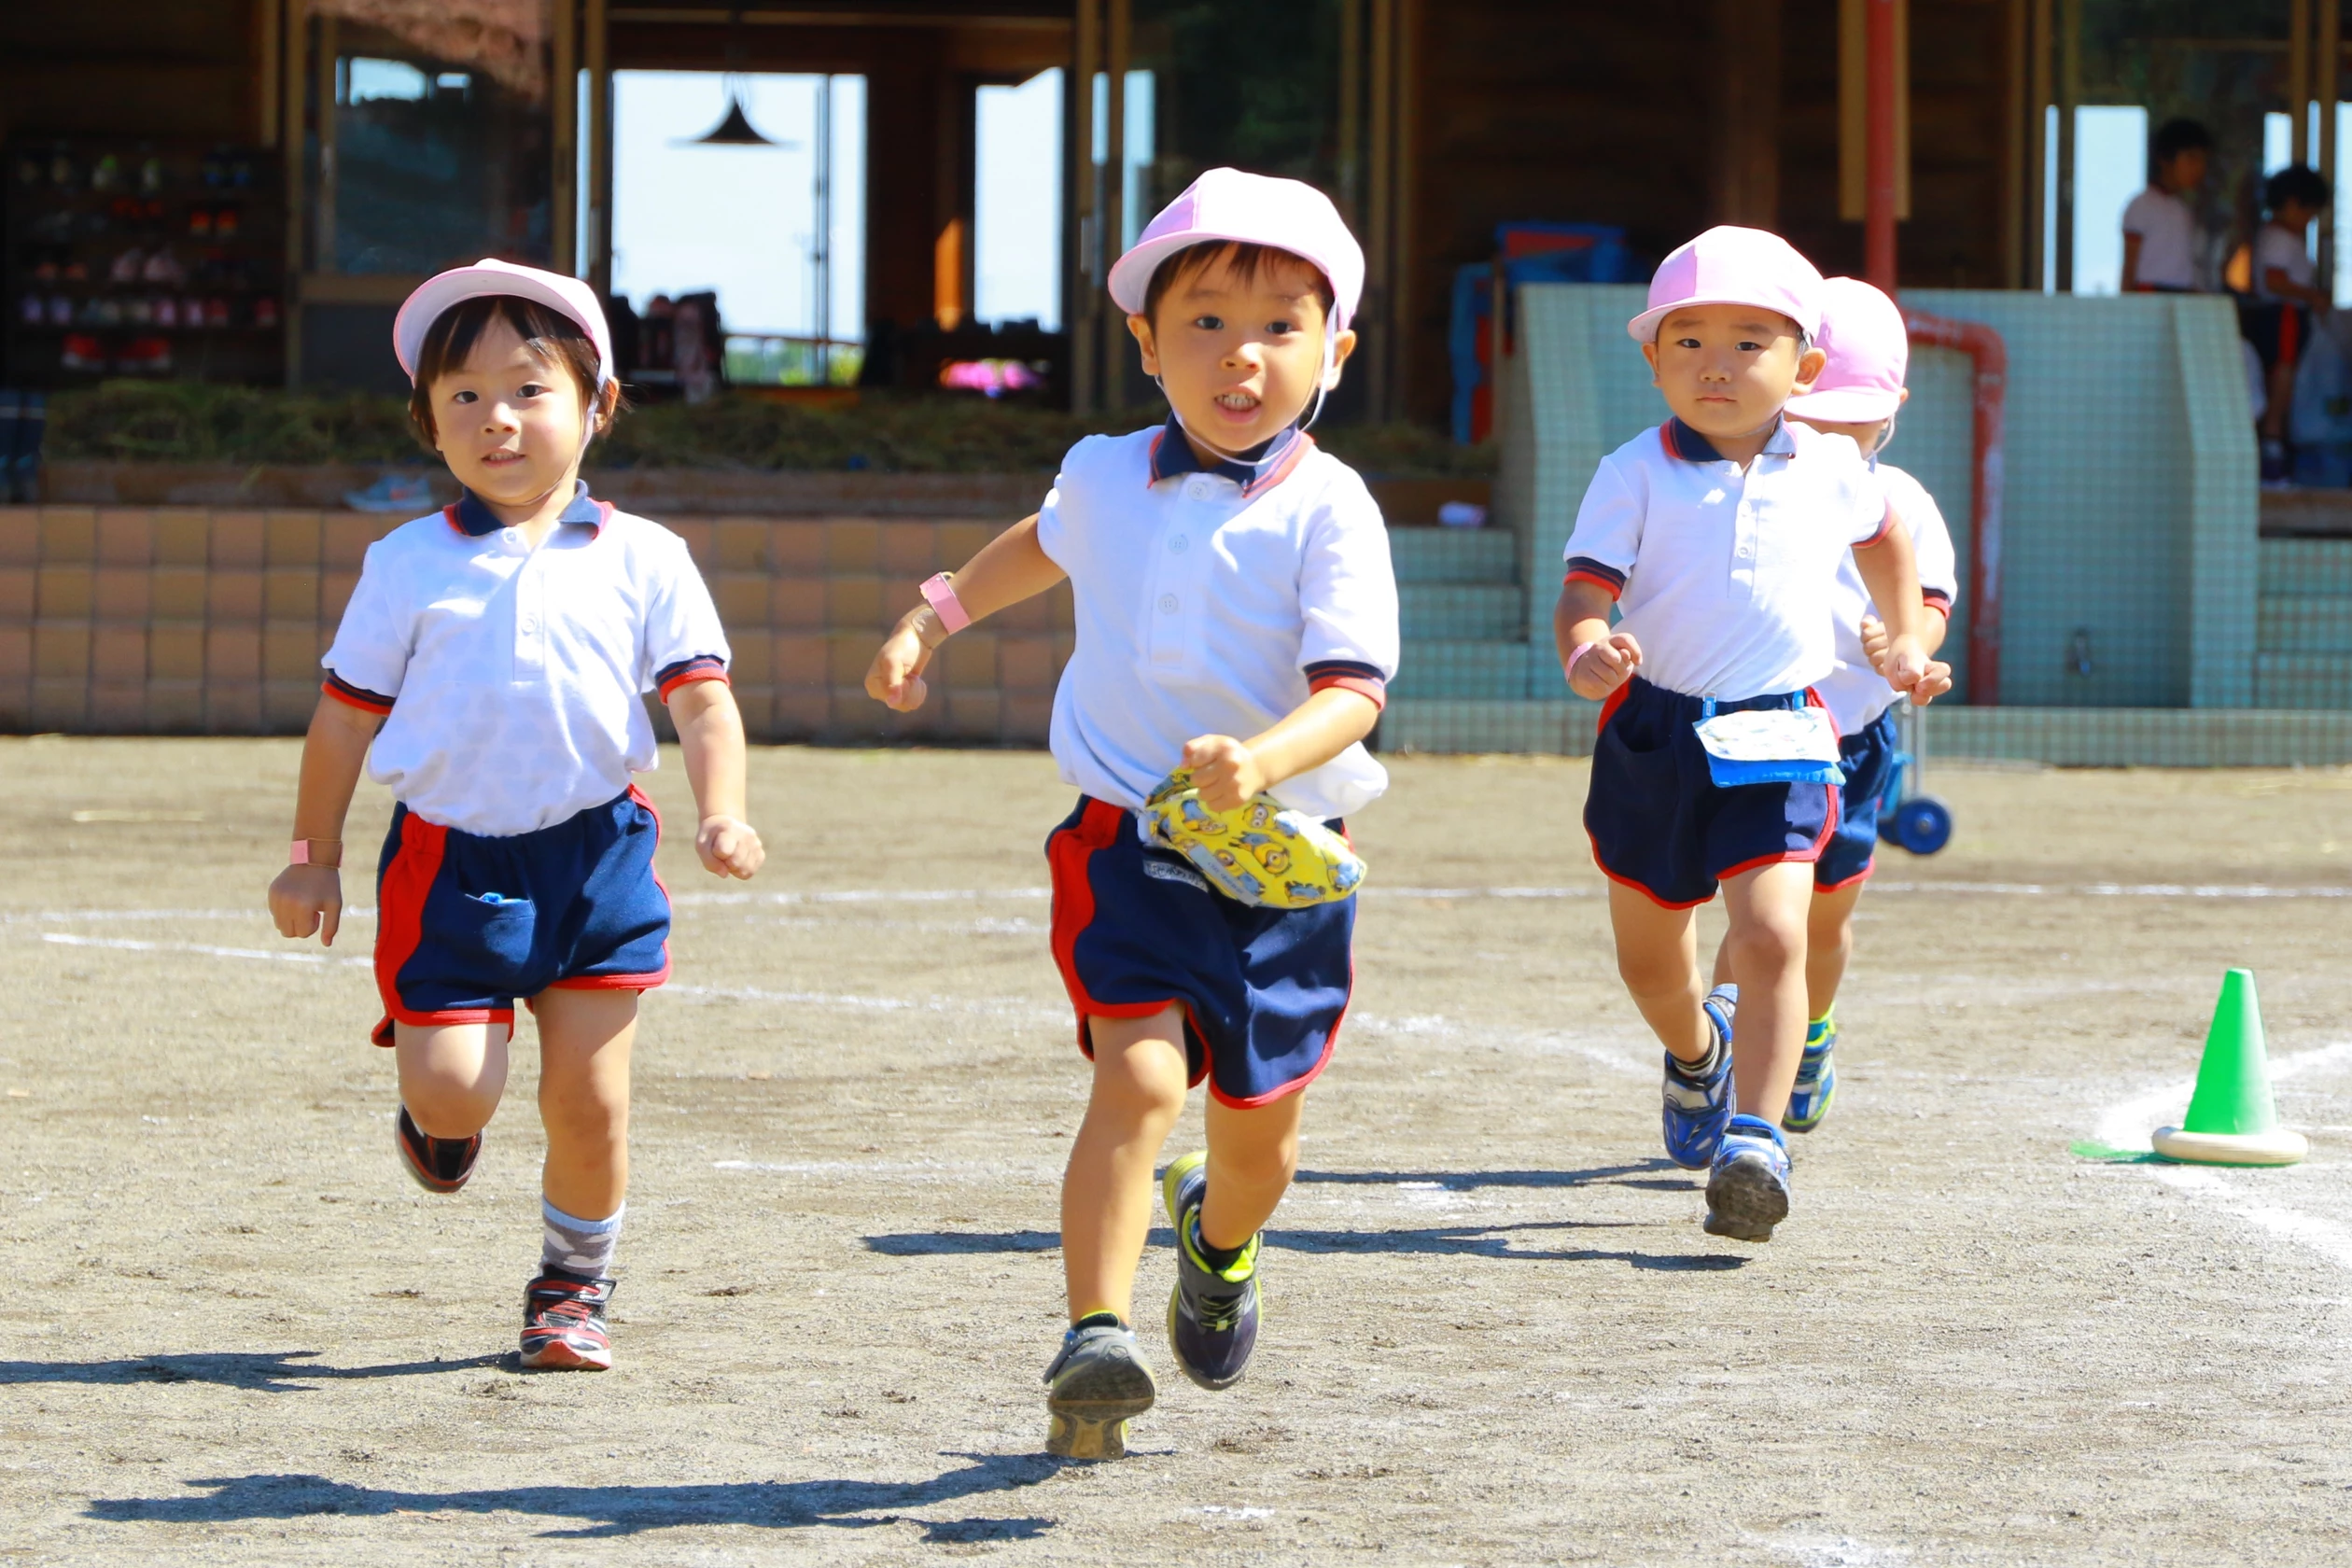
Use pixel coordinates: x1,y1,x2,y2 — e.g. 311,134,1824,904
1729,914,1804,974
1615,944,1689,1000
404,1077,499,1138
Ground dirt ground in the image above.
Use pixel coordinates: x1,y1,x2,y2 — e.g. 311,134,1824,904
4,738,2351,1566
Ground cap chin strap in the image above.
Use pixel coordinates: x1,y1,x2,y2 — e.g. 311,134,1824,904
1154,322,1344,477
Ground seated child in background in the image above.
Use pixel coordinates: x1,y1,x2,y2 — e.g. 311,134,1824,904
268,260,763,1371
865,169,1396,1460
1708,276,1959,1134
1555,227,1950,1244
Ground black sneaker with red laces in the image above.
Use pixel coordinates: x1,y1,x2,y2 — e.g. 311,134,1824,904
519,1267,614,1370
394,1106,480,1195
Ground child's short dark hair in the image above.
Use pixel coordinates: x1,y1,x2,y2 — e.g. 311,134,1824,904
407,294,619,451
2266,162,2331,215
2151,118,2213,163
1141,241,1336,328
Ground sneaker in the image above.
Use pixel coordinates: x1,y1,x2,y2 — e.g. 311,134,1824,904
1161,1150,1262,1391
1661,985,1738,1169
343,472,436,513
1783,1011,1839,1133
394,1106,480,1194
1703,1113,1792,1242
519,1267,614,1370
1043,1319,1156,1460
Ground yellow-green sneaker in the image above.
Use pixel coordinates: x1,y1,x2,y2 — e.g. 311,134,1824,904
1783,1010,1839,1133
1162,1151,1263,1391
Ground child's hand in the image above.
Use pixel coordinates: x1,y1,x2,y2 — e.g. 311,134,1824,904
1909,657,1953,705
1182,735,1266,812
269,865,344,946
697,814,764,879
1859,613,1889,674
863,622,935,712
1879,634,1944,706
1565,632,1642,700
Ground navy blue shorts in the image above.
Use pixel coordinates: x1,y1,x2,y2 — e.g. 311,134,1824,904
1046,796,1353,1107
1585,678,1839,909
1816,707,1897,890
371,787,672,1045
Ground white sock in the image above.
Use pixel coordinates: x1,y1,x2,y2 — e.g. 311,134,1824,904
541,1197,623,1278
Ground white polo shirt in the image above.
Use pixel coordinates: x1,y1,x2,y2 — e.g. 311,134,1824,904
2122,188,2198,289
323,484,730,838
1564,417,1891,702
1035,420,1400,821
1814,462,1958,735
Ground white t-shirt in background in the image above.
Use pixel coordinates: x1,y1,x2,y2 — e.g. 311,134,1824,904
2252,222,2316,302
2121,188,2199,289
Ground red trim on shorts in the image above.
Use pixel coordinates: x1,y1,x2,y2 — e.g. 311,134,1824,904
1717,783,1841,881
1586,831,1719,910
371,1005,515,1048
372,808,452,1046
1208,953,1351,1109
2281,303,2303,367
1049,799,1176,1050
1813,860,1875,892
619,784,673,992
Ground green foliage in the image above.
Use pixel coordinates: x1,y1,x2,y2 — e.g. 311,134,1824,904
48,382,1494,479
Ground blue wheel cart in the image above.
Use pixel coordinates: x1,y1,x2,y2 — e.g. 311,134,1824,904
1874,699,1953,855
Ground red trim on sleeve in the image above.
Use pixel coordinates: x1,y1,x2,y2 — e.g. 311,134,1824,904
1854,505,1896,548
321,677,394,716
1309,672,1388,711
1564,568,1624,599
657,668,731,702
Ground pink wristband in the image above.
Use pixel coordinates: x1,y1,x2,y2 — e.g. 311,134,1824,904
1566,641,1600,684
919,572,971,635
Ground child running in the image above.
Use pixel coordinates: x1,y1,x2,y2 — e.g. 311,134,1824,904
1709,275,1958,1134
864,169,1396,1459
267,260,763,1369
1555,228,1949,1242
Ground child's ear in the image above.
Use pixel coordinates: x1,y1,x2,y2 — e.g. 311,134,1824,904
1797,344,1828,387
1126,314,1160,377
1640,340,1662,384
1322,328,1359,391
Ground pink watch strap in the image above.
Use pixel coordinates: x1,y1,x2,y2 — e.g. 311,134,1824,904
919,572,972,634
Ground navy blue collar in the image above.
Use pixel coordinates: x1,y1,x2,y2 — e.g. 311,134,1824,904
454,479,603,537
1660,415,1796,465
1148,414,1300,488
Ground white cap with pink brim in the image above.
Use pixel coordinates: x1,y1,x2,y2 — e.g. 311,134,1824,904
393,259,616,389
1108,167,1365,333
1782,275,1908,423
1626,226,1826,344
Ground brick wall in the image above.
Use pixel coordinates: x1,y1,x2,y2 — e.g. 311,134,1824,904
0,507,1071,744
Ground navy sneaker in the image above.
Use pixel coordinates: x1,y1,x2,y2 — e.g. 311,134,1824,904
1704,1113,1792,1242
395,1106,480,1194
1043,1319,1156,1460
1162,1151,1262,1390
1783,1010,1839,1133
519,1267,613,1369
1661,985,1738,1170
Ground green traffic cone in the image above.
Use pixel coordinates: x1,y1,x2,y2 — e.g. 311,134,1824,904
2151,969,2306,1166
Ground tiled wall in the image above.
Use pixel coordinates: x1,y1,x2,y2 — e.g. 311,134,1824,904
0,506,1069,743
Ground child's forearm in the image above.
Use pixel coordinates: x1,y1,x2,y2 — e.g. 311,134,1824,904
903,514,1067,640
1552,581,1617,664
671,680,749,822
1241,688,1380,791
290,697,383,845
1854,525,1925,648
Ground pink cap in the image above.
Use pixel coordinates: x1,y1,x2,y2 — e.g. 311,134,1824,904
1783,276,1907,423
1109,168,1364,333
394,259,615,388
1626,226,1825,343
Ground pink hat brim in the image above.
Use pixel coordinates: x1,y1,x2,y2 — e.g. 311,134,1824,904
1783,385,1903,422
1627,294,1818,343
394,259,615,387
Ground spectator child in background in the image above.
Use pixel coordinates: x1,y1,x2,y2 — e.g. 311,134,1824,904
1707,277,1958,1135
2122,119,2212,293
2245,163,2333,484
268,260,763,1373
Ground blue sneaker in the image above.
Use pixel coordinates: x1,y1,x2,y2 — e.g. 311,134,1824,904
1783,1010,1839,1133
1162,1151,1262,1391
1704,1113,1792,1241
1661,984,1738,1169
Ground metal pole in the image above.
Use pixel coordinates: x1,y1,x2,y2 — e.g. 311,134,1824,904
586,0,611,297
1999,0,2026,288
1366,0,1393,420
284,0,307,385
553,0,577,275
2027,0,2051,290
2054,0,2077,291
1337,0,1363,226
2322,0,2340,298
1865,0,1898,287
2293,0,2313,165
1070,0,1099,414
815,74,832,383
1101,0,1128,410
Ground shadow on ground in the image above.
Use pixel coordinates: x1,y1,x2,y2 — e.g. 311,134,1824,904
865,1219,1743,1271
0,1351,503,1393
86,1454,1062,1541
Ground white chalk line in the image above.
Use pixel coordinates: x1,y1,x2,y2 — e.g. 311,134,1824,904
39,931,371,970
2092,1041,2352,1274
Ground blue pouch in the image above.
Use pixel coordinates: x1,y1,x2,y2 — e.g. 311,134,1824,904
1692,699,1843,787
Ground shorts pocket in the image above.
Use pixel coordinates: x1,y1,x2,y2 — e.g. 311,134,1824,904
452,891,539,972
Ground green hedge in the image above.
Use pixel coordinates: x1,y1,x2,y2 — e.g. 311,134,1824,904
47,383,1494,480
